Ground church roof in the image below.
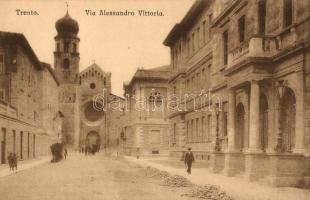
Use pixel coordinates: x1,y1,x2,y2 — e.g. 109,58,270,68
80,63,108,75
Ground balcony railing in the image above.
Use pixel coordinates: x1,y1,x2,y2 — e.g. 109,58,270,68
228,26,298,67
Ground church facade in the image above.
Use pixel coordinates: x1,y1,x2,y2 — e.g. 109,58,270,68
54,12,123,150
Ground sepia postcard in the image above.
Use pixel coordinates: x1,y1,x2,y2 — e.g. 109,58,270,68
0,0,309,199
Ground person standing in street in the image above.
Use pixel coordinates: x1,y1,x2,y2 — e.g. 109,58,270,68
8,152,13,171
64,148,68,159
184,148,195,174
13,153,18,171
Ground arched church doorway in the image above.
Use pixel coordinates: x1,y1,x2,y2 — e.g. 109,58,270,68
236,103,246,151
86,131,101,153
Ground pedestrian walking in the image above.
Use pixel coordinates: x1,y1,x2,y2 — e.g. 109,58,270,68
136,147,140,159
64,148,68,159
13,153,18,171
8,152,13,171
184,148,195,174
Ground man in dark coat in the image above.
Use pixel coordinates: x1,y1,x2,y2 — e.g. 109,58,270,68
8,152,13,171
13,153,18,171
184,148,195,174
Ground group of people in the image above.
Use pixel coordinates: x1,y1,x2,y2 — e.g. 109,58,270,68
8,152,18,171
79,144,99,155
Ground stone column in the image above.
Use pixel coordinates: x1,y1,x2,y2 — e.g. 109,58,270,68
248,80,262,152
227,89,236,152
293,71,305,153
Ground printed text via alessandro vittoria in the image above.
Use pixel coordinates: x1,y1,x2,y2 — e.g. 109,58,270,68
85,9,164,16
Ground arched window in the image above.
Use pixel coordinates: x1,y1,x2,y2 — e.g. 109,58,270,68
280,88,296,152
236,103,245,151
64,41,69,53
149,91,162,106
72,43,77,53
149,91,163,118
63,59,70,69
56,43,60,52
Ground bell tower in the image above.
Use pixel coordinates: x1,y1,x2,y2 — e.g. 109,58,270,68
54,11,80,147
54,11,80,84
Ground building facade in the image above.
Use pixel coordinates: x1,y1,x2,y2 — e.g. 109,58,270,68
122,66,170,156
0,32,61,164
165,0,310,187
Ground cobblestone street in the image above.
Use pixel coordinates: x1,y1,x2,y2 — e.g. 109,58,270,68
0,153,196,200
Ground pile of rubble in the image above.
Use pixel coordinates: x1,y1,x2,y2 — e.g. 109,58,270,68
145,166,170,178
162,175,193,187
183,185,233,200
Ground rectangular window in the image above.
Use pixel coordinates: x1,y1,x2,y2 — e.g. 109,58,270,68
191,76,194,91
197,27,200,49
191,119,194,143
202,68,205,81
20,131,23,159
192,33,195,53
33,134,35,157
197,73,200,87
238,15,245,43
0,89,5,101
207,115,212,141
27,132,30,159
208,14,213,39
223,30,228,65
202,21,206,44
196,118,199,142
186,80,190,92
283,0,293,27
13,130,16,153
186,121,190,143
201,116,205,142
206,65,211,88
0,54,4,74
1,128,6,164
258,0,266,34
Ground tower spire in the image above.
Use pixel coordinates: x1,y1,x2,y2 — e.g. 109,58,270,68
66,1,69,14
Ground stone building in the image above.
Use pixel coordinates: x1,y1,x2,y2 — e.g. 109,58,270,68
164,0,310,187
122,65,170,156
54,12,123,150
0,32,61,164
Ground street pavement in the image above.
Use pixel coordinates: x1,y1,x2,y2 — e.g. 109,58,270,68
0,153,194,200
125,156,310,200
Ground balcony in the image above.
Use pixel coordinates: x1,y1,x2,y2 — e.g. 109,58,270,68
228,26,299,68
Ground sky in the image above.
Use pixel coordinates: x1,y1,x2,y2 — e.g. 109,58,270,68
0,0,195,96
